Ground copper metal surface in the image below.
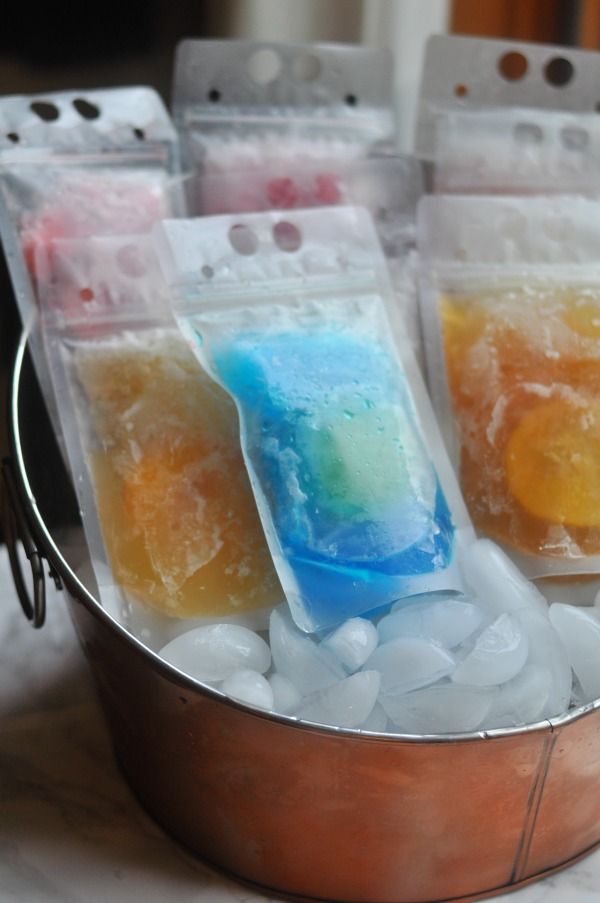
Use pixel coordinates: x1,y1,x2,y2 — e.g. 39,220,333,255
7,334,600,902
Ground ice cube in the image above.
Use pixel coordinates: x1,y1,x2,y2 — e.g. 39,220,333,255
322,618,379,672
378,597,484,648
452,614,528,687
297,671,381,729
268,673,303,715
381,683,497,734
517,609,572,717
358,702,389,733
159,623,271,682
269,608,345,695
222,669,274,710
460,539,549,617
549,603,600,702
364,637,455,694
483,665,554,729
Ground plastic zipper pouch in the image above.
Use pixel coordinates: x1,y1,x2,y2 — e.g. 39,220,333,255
191,153,425,364
172,39,395,203
0,86,183,328
0,86,183,453
415,34,600,160
419,194,600,580
38,233,282,626
432,107,600,195
155,207,471,634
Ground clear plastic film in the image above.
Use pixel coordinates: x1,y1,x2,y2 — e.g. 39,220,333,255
418,194,600,579
0,87,184,447
431,107,600,195
415,35,600,160
172,39,395,212
37,233,282,633
155,206,472,634
191,154,425,363
415,35,600,195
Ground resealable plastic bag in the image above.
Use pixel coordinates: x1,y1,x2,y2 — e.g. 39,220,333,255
155,206,472,634
431,107,600,195
172,39,395,213
0,87,184,443
38,233,282,634
192,153,425,361
419,193,600,579
415,35,600,194
415,35,600,160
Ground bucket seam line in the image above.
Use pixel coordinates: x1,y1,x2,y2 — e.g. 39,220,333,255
510,725,558,884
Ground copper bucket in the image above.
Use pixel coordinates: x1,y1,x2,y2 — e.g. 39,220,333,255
3,333,600,903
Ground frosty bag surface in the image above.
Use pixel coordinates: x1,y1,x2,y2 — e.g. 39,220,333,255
0,86,182,325
0,87,183,447
156,207,469,633
415,35,600,160
419,194,600,578
173,39,395,215
195,153,425,363
38,234,282,626
430,107,600,195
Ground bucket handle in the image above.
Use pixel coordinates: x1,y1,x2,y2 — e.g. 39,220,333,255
1,457,61,627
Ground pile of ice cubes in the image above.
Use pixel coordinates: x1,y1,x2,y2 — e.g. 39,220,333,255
157,538,600,734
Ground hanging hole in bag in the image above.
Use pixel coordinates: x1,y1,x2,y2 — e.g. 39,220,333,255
133,127,145,141
545,57,574,87
73,97,100,120
498,51,528,81
273,221,302,253
247,48,281,85
79,287,95,303
201,265,214,279
560,126,589,151
454,84,469,98
292,52,321,82
514,122,544,145
345,93,358,106
228,224,259,256
30,100,60,122
207,88,221,103
116,243,147,278
6,132,19,143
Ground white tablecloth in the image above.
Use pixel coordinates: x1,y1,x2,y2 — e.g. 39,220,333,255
1,545,599,903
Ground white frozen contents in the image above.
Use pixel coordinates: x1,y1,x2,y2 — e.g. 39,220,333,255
148,540,589,733
516,609,572,718
549,603,600,702
268,673,303,715
483,666,554,729
452,614,529,687
158,624,271,682
365,637,455,694
359,702,389,733
323,618,379,672
222,670,274,710
296,671,381,729
381,683,497,734
380,595,484,648
460,539,549,617
269,608,345,695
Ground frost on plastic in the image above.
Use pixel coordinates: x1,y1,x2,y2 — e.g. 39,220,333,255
415,35,600,195
155,206,470,633
172,39,395,214
0,86,183,449
419,195,600,578
38,234,282,624
415,35,600,160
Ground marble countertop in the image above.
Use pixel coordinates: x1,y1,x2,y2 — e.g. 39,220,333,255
1,544,599,903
